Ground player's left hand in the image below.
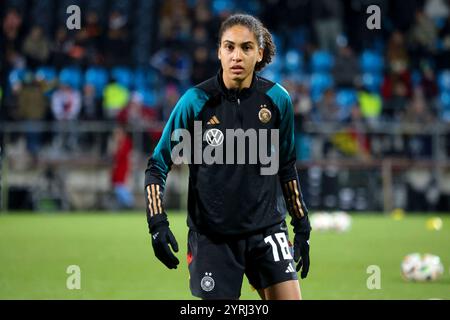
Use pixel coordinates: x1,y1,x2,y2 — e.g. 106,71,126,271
293,232,310,279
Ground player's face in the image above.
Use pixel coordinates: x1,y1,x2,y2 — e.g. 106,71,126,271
218,25,263,89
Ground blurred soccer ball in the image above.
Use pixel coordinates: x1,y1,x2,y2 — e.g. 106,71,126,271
425,217,443,231
310,212,334,231
391,208,405,220
332,211,352,232
401,253,444,282
310,211,351,232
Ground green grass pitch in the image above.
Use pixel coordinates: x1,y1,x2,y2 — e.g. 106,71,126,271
0,212,449,300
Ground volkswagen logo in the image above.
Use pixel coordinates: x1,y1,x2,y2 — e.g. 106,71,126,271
205,129,224,147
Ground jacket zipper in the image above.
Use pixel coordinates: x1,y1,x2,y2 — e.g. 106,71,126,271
236,97,243,126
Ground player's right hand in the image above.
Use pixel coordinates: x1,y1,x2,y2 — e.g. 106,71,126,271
149,214,179,269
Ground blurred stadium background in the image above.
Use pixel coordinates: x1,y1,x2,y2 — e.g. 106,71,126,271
0,0,449,299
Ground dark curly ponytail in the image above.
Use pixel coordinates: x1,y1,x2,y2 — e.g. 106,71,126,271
218,14,276,72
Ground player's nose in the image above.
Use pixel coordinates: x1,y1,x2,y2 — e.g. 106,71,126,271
232,48,242,61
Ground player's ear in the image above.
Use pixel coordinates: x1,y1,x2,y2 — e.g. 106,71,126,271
258,47,263,62
217,47,221,60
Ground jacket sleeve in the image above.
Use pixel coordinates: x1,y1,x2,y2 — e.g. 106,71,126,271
144,88,208,228
272,84,311,235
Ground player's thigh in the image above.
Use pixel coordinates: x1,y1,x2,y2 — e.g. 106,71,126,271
245,221,298,292
264,279,301,300
187,230,245,300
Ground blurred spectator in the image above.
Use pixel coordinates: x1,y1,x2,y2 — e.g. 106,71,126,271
51,84,82,120
283,79,313,130
103,79,130,120
151,42,192,87
332,43,360,88
2,8,25,69
117,92,158,127
344,105,371,160
161,83,181,121
357,86,383,127
79,84,104,153
408,9,438,69
382,66,413,119
191,24,209,47
82,11,104,66
51,83,82,151
313,88,340,122
50,26,72,68
437,14,450,69
424,0,449,21
159,0,192,44
117,92,161,152
190,46,217,85
104,11,131,66
311,0,343,52
84,11,103,51
192,1,216,37
403,88,435,123
2,8,23,48
418,61,439,101
295,84,314,122
386,31,410,72
14,72,48,157
66,29,89,67
110,126,134,209
403,88,434,158
81,85,102,121
22,25,50,68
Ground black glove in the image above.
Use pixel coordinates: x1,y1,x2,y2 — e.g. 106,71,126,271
291,214,311,279
148,213,179,269
293,231,310,279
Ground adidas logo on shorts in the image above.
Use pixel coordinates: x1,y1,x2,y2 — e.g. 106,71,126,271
285,263,296,273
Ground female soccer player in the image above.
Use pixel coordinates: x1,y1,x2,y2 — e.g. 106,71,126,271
144,14,311,300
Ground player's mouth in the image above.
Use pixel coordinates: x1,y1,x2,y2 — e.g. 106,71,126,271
230,65,244,74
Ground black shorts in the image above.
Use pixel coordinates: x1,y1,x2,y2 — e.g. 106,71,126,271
187,220,298,299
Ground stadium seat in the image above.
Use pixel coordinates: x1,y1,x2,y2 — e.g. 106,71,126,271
111,66,133,88
260,68,282,84
411,69,422,87
442,110,450,122
134,67,159,89
296,133,311,161
35,66,57,82
311,51,334,73
437,70,450,91
362,72,383,92
136,88,158,107
8,68,28,87
336,89,358,120
59,67,83,89
212,0,235,15
360,50,384,73
336,89,357,107
441,98,450,121
310,72,333,101
285,49,303,73
271,33,284,56
260,54,283,83
439,91,450,109
84,67,109,97
289,26,309,49
269,54,284,72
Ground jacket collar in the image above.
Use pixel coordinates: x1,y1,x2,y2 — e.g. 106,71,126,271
215,68,257,101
